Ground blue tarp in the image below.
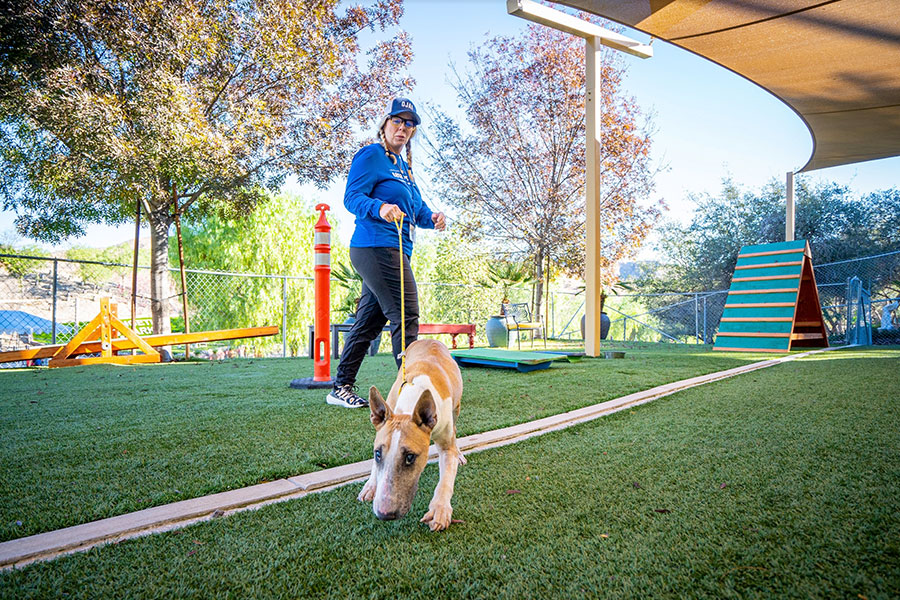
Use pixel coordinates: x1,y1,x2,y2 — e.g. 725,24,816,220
0,310,55,335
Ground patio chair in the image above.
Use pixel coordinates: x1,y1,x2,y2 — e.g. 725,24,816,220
502,302,546,350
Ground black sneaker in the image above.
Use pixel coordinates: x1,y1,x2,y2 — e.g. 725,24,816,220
326,384,368,408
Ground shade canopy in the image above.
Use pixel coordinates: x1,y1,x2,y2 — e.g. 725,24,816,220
555,0,900,172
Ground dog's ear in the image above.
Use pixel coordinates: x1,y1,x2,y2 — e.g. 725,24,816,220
412,389,437,432
369,386,391,429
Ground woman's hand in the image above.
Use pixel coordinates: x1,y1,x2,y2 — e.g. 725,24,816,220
432,212,446,231
379,203,405,223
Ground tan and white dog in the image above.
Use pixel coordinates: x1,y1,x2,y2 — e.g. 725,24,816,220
357,338,466,531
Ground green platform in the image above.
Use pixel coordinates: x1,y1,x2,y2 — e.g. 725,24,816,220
542,351,586,362
450,348,560,372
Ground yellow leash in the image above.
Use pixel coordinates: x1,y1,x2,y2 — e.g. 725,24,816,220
395,215,406,384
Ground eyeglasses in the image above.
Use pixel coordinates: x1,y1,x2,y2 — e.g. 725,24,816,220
389,116,416,128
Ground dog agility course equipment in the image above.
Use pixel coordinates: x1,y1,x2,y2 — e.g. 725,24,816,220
450,348,560,372
714,240,828,353
313,322,477,359
291,204,334,389
0,297,278,367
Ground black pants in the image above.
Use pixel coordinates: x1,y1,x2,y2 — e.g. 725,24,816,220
334,246,419,387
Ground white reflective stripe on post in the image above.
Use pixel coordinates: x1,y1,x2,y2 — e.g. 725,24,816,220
314,232,330,246
315,253,331,266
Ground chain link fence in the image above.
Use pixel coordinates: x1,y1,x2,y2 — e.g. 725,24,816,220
811,250,900,344
2,249,898,367
548,249,900,346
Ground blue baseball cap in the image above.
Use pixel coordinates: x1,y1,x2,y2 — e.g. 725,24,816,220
387,97,421,126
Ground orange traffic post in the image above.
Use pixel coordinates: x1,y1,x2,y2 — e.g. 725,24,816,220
290,203,335,389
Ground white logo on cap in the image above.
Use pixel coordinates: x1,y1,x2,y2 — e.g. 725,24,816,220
401,100,413,110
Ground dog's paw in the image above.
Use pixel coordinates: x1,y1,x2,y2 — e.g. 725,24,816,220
420,503,453,531
457,452,467,466
357,480,375,502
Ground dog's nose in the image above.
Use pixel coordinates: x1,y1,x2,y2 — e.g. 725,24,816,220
375,509,401,521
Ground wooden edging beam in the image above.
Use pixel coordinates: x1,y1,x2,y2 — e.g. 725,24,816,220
0,345,843,570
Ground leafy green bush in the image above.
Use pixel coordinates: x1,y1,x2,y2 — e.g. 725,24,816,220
0,244,50,277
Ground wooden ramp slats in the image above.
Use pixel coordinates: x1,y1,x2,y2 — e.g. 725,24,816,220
725,293,799,305
735,253,805,267
713,335,793,351
724,302,796,308
713,346,792,353
729,279,801,292
736,240,808,259
720,317,793,323
737,248,805,259
728,288,799,295
791,332,824,340
722,306,797,320
718,321,793,334
732,274,802,282
717,332,790,338
734,260,803,270
714,240,828,353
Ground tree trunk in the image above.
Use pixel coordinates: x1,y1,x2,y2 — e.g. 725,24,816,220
148,211,174,336
533,250,544,326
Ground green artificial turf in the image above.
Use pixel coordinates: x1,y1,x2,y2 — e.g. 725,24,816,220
0,343,769,542
1,347,897,599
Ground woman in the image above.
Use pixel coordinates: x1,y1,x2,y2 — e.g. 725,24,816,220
327,98,446,408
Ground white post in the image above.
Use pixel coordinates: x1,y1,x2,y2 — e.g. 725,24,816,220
505,0,651,358
585,36,603,357
786,171,795,242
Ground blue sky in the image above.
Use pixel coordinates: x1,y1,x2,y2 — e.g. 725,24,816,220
3,0,897,256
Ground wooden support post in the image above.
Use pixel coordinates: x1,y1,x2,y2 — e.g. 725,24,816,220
174,197,190,360
131,199,141,332
786,171,795,242
585,36,603,357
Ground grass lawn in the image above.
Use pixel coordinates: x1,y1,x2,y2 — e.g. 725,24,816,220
0,347,897,598
0,343,770,542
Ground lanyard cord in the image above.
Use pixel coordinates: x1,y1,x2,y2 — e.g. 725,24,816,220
395,215,406,384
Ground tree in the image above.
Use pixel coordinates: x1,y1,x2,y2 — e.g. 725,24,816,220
0,0,412,334
409,231,499,325
421,21,660,322
481,259,536,313
178,192,352,356
649,178,900,293
0,241,49,278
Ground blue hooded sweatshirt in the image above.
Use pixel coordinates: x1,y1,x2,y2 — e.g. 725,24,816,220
343,143,434,256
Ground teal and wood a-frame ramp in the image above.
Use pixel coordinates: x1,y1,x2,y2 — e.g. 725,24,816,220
714,240,828,353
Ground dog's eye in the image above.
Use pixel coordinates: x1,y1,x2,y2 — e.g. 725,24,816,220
404,452,416,466
374,449,382,463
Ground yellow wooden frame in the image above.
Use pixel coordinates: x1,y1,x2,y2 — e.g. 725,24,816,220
0,297,279,367
48,298,160,368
